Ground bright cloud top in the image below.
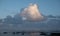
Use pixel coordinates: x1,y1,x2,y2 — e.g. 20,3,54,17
20,3,44,21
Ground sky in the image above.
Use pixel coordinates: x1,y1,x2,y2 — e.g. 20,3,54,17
0,0,60,19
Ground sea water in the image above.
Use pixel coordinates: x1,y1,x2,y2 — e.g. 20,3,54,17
0,32,45,36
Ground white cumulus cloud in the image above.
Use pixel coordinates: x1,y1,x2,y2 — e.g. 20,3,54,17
20,3,44,21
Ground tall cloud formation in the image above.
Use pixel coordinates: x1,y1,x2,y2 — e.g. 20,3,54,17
20,3,44,21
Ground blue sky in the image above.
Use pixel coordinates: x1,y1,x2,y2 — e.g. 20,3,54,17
0,0,60,18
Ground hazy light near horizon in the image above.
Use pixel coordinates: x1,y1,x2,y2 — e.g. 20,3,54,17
22,17,27,20
20,3,44,21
